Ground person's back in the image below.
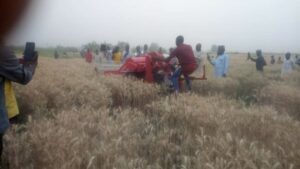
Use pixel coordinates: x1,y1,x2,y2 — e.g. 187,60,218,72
172,43,197,66
168,36,198,93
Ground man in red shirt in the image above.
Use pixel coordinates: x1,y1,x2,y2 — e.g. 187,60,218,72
168,36,198,93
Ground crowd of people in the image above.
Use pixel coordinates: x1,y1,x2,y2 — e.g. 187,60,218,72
81,36,299,94
82,43,154,72
1,1,299,167
247,50,299,78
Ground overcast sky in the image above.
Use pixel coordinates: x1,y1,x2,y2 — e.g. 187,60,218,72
7,0,300,52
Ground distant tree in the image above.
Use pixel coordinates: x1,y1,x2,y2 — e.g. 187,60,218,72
117,42,129,52
149,43,160,52
65,47,78,53
159,47,167,53
83,41,101,52
211,44,218,52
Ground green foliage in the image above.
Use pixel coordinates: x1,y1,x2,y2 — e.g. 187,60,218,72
82,41,101,52
117,41,129,52
149,43,160,52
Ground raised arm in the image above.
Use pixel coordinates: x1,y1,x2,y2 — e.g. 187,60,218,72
247,52,257,62
0,47,37,85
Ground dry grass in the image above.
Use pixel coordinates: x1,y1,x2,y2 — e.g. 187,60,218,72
3,54,300,169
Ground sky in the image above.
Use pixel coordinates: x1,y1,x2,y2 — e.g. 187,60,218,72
6,0,300,52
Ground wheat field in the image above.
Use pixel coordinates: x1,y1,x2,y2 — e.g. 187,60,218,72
3,53,300,169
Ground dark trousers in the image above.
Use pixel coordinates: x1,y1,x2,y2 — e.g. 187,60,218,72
171,67,192,92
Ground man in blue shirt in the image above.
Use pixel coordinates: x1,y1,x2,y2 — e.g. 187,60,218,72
207,46,229,78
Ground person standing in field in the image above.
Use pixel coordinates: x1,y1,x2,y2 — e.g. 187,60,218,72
122,44,131,62
295,55,300,66
207,45,229,78
112,46,122,64
143,44,148,54
277,56,283,64
106,46,113,64
167,35,198,93
135,46,142,57
54,50,59,59
248,50,266,72
0,0,38,163
270,55,275,65
85,48,93,63
0,45,38,161
194,43,205,77
93,46,106,73
281,52,294,79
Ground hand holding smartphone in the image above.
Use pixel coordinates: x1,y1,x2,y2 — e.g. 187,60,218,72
20,42,38,75
24,42,38,62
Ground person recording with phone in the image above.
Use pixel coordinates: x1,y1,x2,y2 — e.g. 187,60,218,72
0,42,38,165
0,43,38,161
0,0,38,164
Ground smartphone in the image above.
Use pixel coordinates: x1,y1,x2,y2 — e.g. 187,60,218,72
24,42,35,61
